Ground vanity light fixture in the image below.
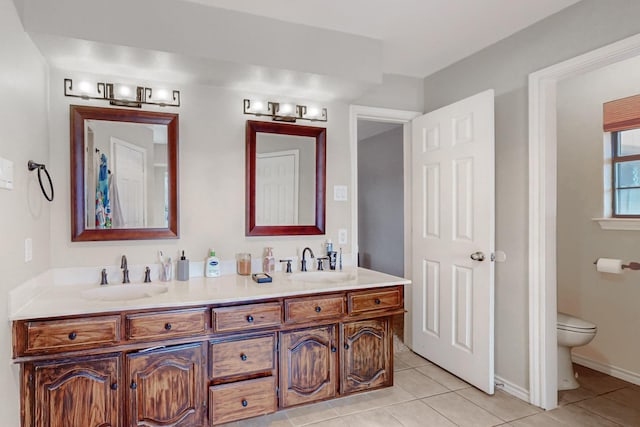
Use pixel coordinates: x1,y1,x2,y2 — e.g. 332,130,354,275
243,99,327,122
64,78,180,108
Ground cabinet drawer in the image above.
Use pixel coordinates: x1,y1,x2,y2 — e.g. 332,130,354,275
348,287,402,314
213,303,282,333
284,294,345,323
209,377,276,425
26,316,120,352
126,308,207,340
210,335,275,379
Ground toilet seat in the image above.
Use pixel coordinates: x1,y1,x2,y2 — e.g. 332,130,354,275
557,312,597,333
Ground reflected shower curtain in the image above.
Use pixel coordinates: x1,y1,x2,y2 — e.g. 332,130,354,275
96,153,112,229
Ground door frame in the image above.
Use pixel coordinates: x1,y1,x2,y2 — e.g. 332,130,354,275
528,32,640,410
349,105,421,347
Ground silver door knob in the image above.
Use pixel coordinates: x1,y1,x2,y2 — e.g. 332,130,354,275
470,251,485,261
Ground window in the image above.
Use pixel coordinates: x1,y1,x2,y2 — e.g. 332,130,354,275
612,128,640,216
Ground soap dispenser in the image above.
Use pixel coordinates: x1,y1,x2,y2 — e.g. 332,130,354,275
177,250,189,281
263,247,275,273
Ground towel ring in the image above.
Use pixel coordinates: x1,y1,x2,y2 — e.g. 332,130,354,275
28,160,54,202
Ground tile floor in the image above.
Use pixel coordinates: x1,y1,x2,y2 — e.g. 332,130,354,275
221,352,640,426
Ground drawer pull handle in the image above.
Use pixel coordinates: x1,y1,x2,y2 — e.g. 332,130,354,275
247,315,254,323
111,383,118,391
240,353,248,361
68,332,77,340
374,298,381,305
344,343,350,350
130,381,137,390
241,399,248,407
164,323,172,331
331,346,337,353
315,306,322,313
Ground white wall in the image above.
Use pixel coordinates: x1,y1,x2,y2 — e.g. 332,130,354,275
0,0,50,425
422,0,640,391
557,55,640,377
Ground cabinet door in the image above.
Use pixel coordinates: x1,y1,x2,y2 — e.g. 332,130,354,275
33,355,120,427
279,325,337,408
126,343,205,427
341,318,391,394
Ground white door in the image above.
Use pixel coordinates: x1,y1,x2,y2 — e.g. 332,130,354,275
112,137,147,228
411,90,495,394
256,150,299,225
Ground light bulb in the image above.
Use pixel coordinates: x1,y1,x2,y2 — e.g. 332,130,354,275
78,81,92,94
118,85,132,99
155,89,169,101
307,107,319,117
280,103,293,115
252,100,264,112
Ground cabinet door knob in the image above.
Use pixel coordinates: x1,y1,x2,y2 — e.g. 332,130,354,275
111,383,118,390
315,306,322,313
240,353,247,361
130,381,137,390
374,298,381,305
246,315,254,323
164,323,172,331
344,343,350,350
331,346,337,353
68,332,77,340
241,399,248,407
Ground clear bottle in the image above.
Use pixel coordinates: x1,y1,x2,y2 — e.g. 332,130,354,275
263,247,275,273
205,249,221,278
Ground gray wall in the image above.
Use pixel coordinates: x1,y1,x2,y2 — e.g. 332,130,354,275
358,125,404,277
422,0,640,391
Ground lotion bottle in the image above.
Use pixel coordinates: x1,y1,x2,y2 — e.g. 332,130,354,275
206,249,221,278
177,250,189,281
263,247,275,273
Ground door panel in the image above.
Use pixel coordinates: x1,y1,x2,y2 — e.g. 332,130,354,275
411,89,495,394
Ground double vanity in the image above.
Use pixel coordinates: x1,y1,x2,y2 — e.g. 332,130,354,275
11,268,409,426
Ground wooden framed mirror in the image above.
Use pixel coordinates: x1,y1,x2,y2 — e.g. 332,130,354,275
70,105,179,241
246,120,326,236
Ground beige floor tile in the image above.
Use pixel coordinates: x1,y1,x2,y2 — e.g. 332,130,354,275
576,396,640,426
422,392,503,427
416,364,471,391
394,351,432,368
385,400,456,427
393,358,411,371
394,368,449,398
510,412,565,427
284,401,340,426
546,403,620,426
365,385,415,408
602,386,640,409
236,411,294,427
328,392,376,416
305,418,349,427
573,365,630,395
456,388,541,422
341,408,403,427
557,385,597,405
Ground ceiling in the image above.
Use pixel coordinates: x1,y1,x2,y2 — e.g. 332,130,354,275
179,0,581,78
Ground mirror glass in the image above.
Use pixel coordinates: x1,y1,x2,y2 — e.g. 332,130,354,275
71,106,179,241
246,120,325,236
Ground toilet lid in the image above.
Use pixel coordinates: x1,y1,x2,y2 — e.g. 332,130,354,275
557,312,596,331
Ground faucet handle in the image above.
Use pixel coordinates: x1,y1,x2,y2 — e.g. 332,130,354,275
100,268,108,285
279,259,293,274
316,257,328,271
144,266,152,283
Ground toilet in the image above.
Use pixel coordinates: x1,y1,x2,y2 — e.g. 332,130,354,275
557,312,597,390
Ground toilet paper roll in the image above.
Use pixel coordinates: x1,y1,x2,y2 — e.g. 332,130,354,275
596,258,623,274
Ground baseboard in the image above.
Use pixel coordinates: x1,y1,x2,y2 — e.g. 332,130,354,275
495,375,530,403
572,354,640,386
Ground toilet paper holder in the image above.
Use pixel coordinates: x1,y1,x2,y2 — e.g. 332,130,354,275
593,259,640,270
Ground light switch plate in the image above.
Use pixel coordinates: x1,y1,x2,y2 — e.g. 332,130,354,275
0,156,14,190
333,185,348,201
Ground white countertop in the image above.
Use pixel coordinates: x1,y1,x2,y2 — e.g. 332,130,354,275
9,267,410,321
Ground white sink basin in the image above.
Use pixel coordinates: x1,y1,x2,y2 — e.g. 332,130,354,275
81,284,169,302
289,271,355,283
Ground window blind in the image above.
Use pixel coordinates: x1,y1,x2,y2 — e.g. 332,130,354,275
603,94,640,132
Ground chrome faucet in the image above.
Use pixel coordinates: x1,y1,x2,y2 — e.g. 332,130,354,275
121,255,130,284
301,247,315,272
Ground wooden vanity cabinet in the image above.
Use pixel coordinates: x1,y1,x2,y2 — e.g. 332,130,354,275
340,318,391,394
25,354,121,427
279,325,338,408
126,342,205,427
